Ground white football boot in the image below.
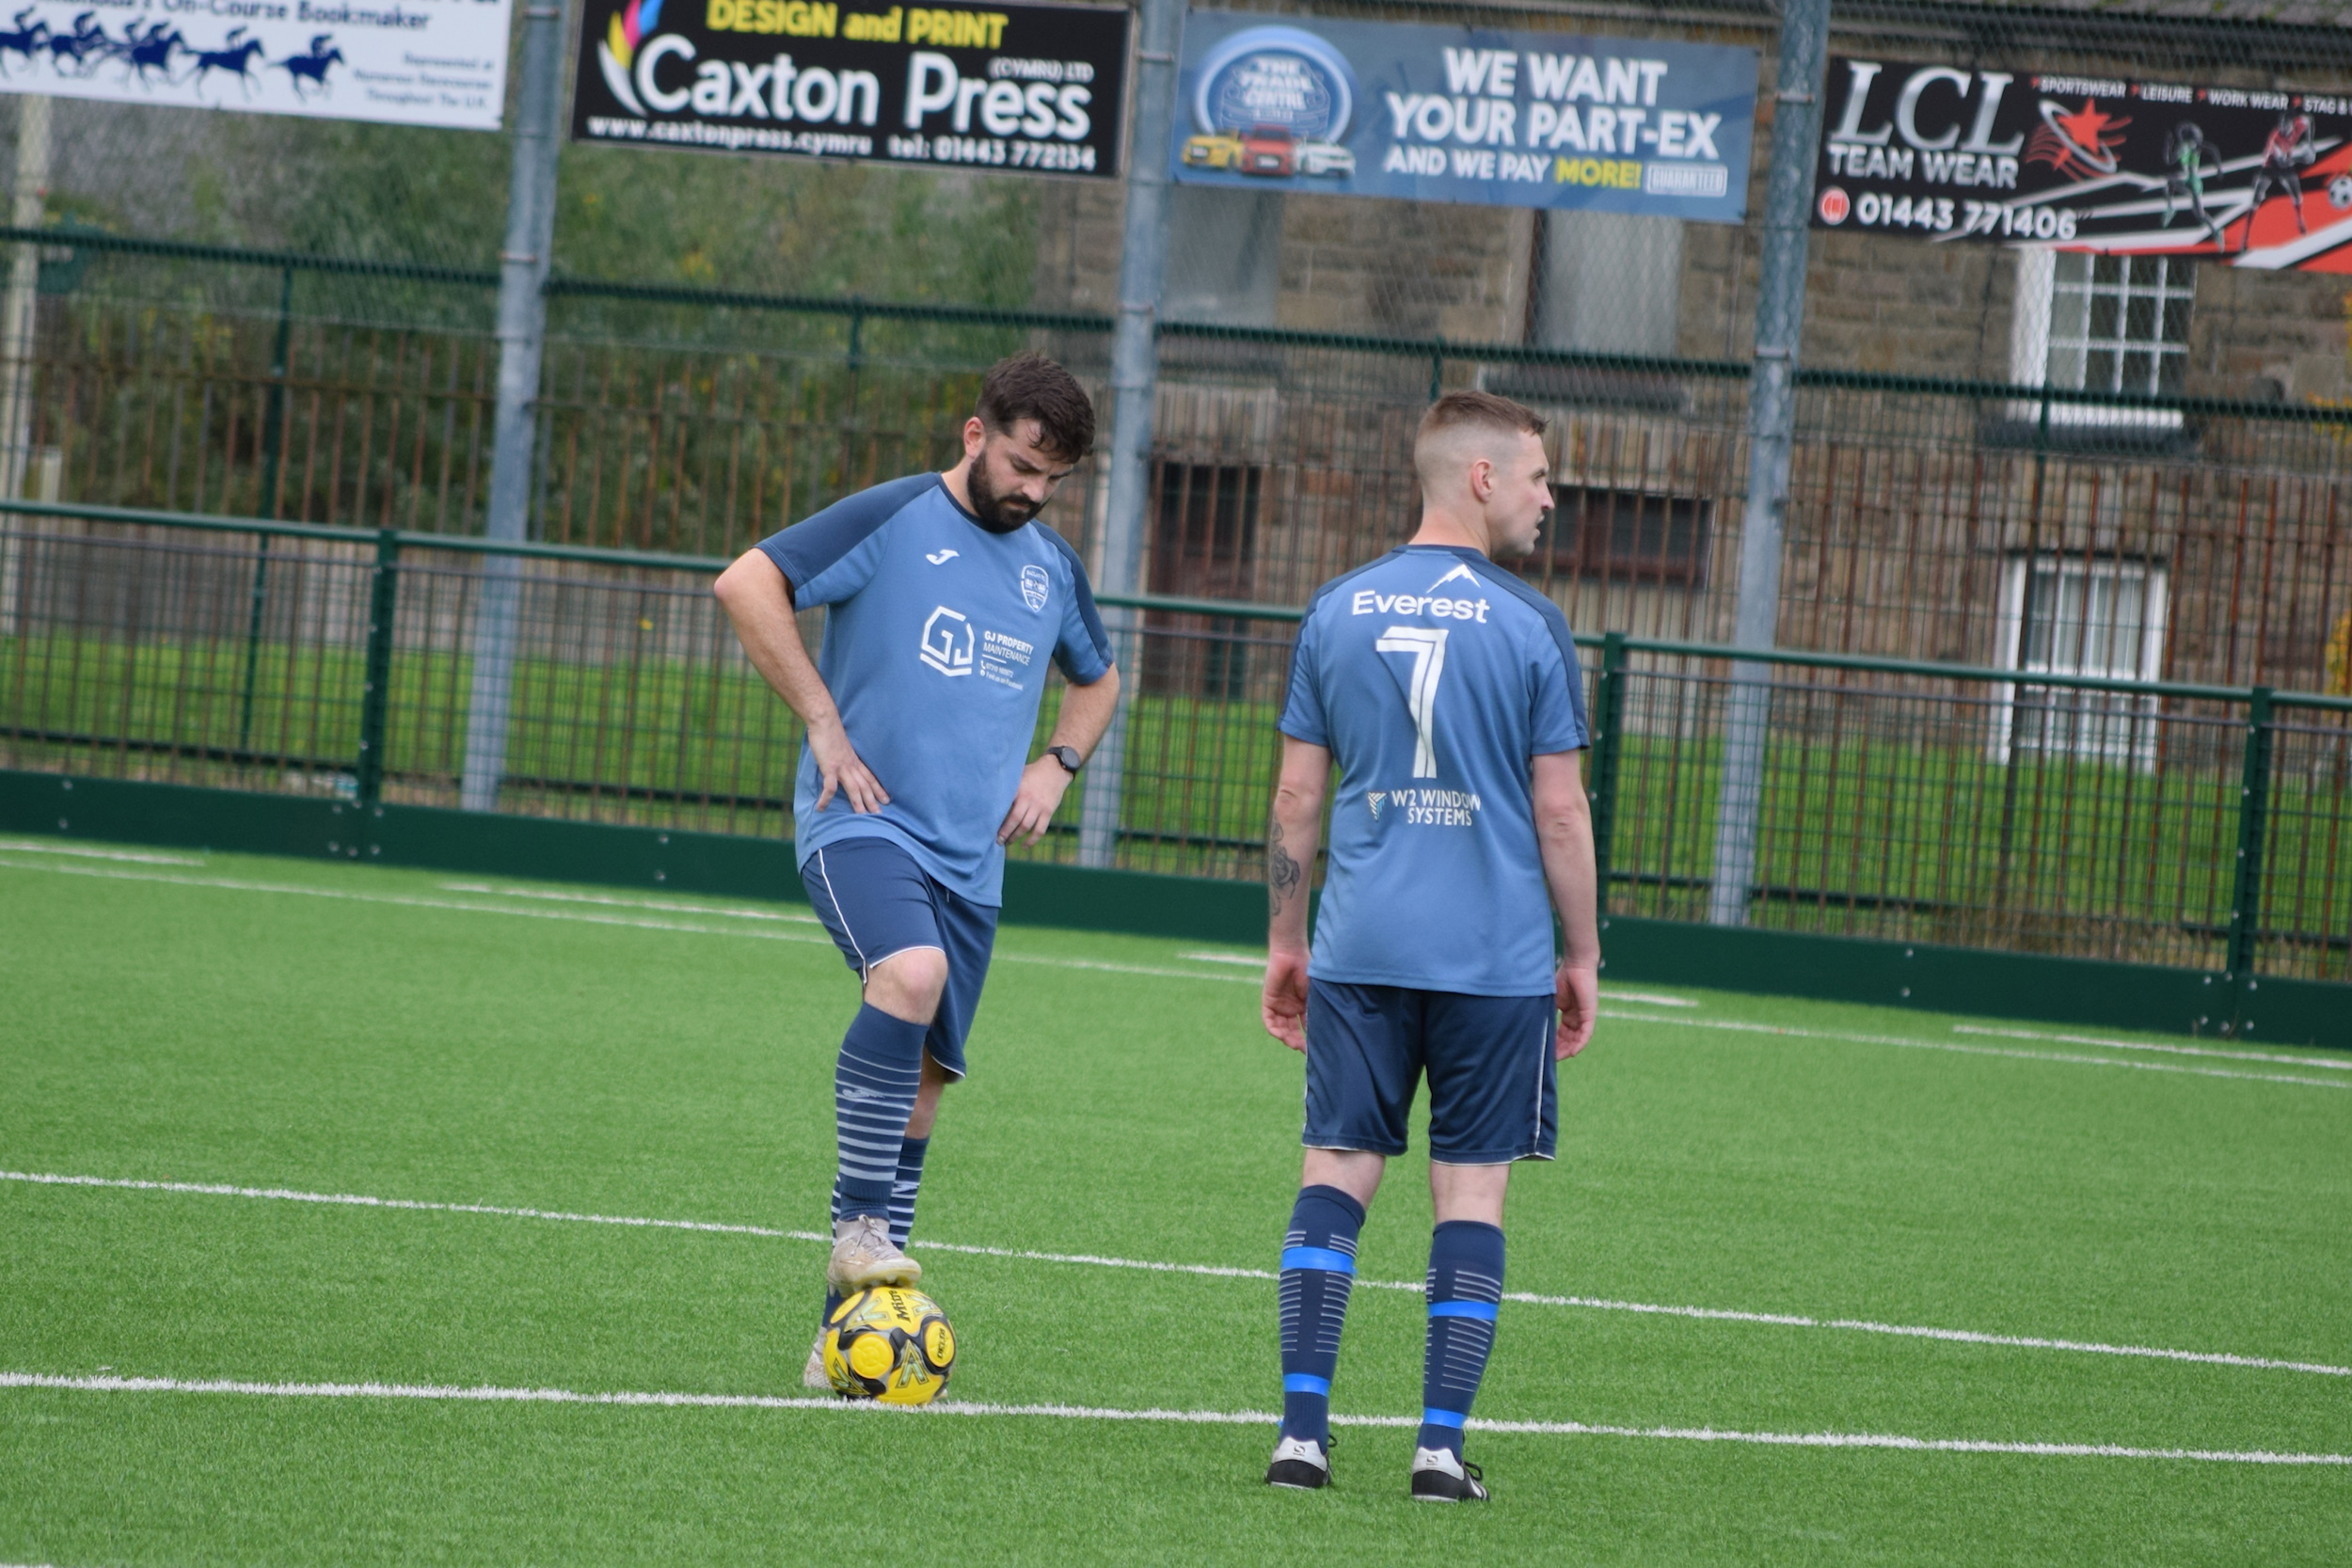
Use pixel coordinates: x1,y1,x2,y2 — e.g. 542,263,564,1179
1264,1433,1332,1490
827,1213,921,1291
1409,1446,1488,1502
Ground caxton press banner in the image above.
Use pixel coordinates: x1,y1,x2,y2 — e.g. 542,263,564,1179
1169,10,1757,221
572,0,1127,176
1811,55,2352,269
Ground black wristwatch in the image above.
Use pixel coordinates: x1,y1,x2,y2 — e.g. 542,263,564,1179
1046,745,1084,774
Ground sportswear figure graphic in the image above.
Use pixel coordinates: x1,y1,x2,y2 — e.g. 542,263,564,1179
2160,121,2228,250
2238,112,2316,251
1258,391,1602,1502
713,353,1122,1388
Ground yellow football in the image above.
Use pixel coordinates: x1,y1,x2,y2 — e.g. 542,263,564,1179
821,1286,956,1404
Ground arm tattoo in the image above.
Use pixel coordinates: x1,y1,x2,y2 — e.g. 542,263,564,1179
1267,817,1303,917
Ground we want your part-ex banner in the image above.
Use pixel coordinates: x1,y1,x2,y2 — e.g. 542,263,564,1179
1169,10,1756,221
1812,56,2352,270
573,0,1127,174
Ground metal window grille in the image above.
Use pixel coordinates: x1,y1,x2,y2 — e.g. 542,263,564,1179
2036,253,2196,401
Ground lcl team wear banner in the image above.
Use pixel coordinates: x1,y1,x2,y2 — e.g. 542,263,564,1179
1812,55,2352,270
1168,10,1756,221
572,0,1126,175
0,0,510,129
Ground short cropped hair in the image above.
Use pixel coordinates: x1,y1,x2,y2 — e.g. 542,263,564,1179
1416,389,1547,453
977,352,1096,462
1414,390,1546,492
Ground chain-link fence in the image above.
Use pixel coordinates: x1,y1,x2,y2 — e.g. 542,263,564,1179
6,507,2345,980
5,0,2352,995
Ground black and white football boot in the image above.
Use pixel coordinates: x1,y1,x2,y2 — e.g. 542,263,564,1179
1264,1434,1332,1490
1408,1446,1488,1502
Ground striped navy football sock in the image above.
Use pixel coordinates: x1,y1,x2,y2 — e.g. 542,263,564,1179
1419,1219,1505,1459
833,1004,926,1222
1278,1184,1365,1449
889,1135,930,1249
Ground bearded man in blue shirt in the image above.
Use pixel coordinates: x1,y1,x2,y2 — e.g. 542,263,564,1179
713,353,1122,1386
1259,389,1601,1500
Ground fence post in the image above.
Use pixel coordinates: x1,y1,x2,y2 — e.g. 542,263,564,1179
460,0,568,813
1587,631,1629,918
237,264,295,751
1708,0,1829,927
1076,0,1181,869
2225,686,2275,1027
0,93,48,642
356,529,402,808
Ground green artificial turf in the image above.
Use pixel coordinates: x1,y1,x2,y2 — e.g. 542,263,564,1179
1,840,2347,1564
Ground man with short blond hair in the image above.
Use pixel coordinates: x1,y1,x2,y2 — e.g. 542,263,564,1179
1260,388,1600,1500
714,351,1122,1386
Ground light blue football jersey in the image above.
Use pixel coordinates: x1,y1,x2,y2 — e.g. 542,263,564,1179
1279,546,1589,996
757,473,1112,906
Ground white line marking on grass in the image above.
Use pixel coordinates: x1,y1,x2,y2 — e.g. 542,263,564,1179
11,1169,2345,1381
1597,1010,2352,1091
438,883,825,925
1954,1024,2352,1072
0,858,1258,988
1178,951,1265,967
5,1372,2342,1466
0,838,203,865
1599,990,1700,1007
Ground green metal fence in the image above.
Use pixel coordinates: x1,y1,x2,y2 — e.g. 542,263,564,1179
6,499,2345,990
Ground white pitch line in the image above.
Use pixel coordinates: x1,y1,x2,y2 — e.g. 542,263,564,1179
1954,1024,2352,1073
0,838,203,865
3,1372,2342,1466
0,857,1257,988
1597,1010,2352,1091
8,1169,2344,1381
437,882,825,926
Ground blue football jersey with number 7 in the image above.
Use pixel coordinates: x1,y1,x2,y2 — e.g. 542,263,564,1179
1279,545,1589,996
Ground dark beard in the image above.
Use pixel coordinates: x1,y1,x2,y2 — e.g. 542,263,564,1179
966,464,1041,534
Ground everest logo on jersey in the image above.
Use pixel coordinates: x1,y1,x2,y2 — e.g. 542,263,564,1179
919,606,975,676
1020,563,1050,612
1427,562,1480,593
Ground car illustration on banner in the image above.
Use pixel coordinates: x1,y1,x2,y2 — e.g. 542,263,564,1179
1181,132,1245,169
1183,24,1358,182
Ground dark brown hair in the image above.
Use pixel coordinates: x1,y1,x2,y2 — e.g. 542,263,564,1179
1416,388,1547,449
977,352,1097,461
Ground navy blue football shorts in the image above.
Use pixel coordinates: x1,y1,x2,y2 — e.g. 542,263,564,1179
801,835,998,1080
1303,980,1558,1164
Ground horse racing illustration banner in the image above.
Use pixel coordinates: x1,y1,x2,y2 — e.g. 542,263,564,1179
1811,55,2352,270
570,1,1128,177
0,0,511,129
1168,11,1756,222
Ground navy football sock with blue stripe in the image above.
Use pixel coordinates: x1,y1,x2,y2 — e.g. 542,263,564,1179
833,1005,926,1222
1420,1219,1505,1458
889,1134,930,1249
1278,1184,1365,1449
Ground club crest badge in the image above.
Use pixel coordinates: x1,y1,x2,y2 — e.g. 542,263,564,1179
1020,563,1050,612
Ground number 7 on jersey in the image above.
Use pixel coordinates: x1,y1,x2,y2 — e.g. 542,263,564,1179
1375,626,1449,779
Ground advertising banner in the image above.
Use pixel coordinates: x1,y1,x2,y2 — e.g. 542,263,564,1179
571,0,1127,177
1168,10,1756,222
1811,55,2352,270
0,0,511,130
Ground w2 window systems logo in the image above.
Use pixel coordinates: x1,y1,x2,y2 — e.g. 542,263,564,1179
919,606,975,676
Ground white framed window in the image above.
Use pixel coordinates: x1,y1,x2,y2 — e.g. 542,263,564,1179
2009,250,2192,430
1993,553,2169,768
